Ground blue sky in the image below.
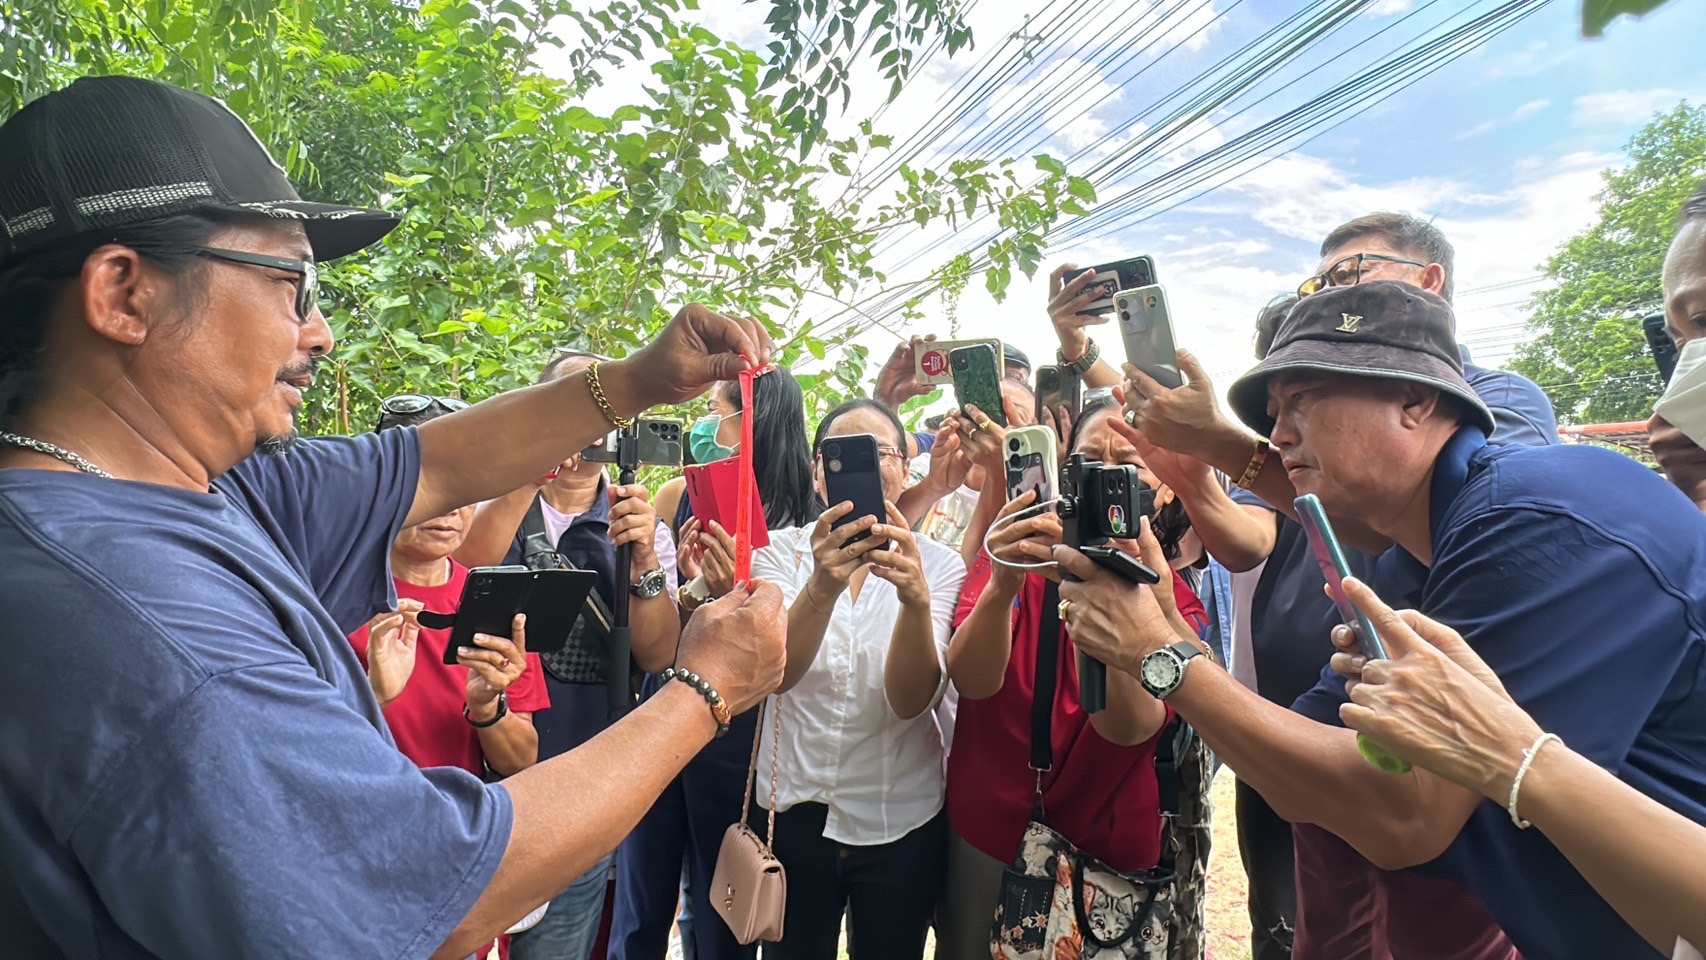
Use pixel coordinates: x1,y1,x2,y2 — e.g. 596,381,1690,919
552,0,1706,400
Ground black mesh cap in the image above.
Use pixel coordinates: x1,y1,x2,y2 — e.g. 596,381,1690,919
0,75,399,266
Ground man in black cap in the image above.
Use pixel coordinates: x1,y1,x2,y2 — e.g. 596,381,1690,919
0,75,787,960
1051,281,1706,960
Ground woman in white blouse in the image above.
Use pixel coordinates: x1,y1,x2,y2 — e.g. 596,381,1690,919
750,398,968,960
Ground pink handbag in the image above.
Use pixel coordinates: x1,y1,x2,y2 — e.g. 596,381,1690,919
710,696,786,944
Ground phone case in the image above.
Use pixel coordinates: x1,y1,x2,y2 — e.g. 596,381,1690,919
684,459,771,549
1114,284,1182,389
1079,255,1158,316
1293,494,1387,659
581,431,619,464
916,338,1002,387
1034,364,1082,426
429,566,600,664
636,417,685,467
1004,425,1058,505
950,344,1008,427
821,433,887,545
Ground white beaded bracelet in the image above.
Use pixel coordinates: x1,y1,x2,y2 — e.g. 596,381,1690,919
1507,731,1563,829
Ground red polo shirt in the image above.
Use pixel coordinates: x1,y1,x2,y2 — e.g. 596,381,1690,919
945,552,1206,872
348,560,551,776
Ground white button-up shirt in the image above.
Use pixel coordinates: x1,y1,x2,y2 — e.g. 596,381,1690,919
751,526,967,845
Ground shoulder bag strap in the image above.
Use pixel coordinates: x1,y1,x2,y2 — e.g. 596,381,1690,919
738,695,784,850
1030,579,1062,814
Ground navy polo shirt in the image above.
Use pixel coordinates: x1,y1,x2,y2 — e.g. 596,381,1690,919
1292,428,1706,959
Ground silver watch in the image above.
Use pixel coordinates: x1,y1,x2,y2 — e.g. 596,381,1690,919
1139,641,1204,700
630,567,667,599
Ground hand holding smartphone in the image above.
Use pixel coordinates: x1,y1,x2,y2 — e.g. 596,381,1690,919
1293,494,1412,774
1113,284,1182,390
821,433,889,549
950,344,1007,427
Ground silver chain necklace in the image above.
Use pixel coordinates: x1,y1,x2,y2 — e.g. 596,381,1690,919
0,431,114,478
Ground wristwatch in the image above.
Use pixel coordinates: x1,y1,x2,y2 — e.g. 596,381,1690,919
631,567,667,599
465,691,508,729
676,574,712,609
1139,641,1205,700
1057,337,1101,376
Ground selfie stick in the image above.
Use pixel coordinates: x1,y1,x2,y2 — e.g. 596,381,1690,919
608,424,640,721
1057,453,1108,714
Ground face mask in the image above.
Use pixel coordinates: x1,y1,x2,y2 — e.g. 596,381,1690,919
689,414,735,464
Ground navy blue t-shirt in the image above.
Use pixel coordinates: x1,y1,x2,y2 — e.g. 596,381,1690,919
0,431,512,959
1292,429,1706,959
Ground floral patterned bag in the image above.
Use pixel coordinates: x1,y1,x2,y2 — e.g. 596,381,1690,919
992,820,1175,960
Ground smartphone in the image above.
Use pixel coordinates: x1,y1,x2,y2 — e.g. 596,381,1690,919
417,565,600,664
1004,425,1058,505
950,344,1008,427
635,416,684,467
1034,364,1082,427
1078,255,1158,317
683,458,771,549
580,431,618,464
821,433,888,547
1293,494,1387,660
1113,284,1182,389
916,337,1003,386
1645,312,1679,386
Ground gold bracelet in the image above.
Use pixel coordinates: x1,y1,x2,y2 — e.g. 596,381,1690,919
1235,437,1270,490
802,578,831,614
586,361,634,429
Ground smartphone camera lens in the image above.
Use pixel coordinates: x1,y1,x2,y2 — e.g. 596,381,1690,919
824,442,841,459
1008,453,1022,469
1008,437,1021,451
828,459,843,474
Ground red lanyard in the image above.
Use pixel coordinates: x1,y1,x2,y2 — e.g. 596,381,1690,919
734,363,771,583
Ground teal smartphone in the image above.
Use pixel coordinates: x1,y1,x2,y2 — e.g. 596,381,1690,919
950,344,1007,427
1293,493,1411,775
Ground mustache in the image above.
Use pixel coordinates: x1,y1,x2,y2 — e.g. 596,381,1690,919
278,355,327,381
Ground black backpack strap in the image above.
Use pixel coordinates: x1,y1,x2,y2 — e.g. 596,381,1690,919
1153,714,1195,873
1030,579,1062,814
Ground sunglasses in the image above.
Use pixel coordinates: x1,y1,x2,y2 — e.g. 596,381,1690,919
194,247,320,320
380,394,471,417
1297,253,1427,298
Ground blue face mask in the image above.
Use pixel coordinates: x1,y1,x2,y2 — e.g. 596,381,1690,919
689,414,735,464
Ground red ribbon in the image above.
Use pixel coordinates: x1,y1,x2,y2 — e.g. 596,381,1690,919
734,362,772,583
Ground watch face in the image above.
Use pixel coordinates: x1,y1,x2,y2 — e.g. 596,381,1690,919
1141,650,1181,692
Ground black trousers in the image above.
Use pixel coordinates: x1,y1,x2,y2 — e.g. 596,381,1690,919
1237,778,1297,959
755,802,947,960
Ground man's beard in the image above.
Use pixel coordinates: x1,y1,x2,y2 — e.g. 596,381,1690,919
255,432,300,457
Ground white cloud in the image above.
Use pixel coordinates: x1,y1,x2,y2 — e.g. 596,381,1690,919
1573,88,1685,125
1454,98,1550,141
1511,99,1550,121
1369,0,1414,14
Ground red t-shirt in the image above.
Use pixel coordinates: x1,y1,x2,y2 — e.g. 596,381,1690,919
348,560,551,777
945,552,1207,872
1292,823,1522,959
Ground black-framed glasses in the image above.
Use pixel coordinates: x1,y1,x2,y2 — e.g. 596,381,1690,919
1297,253,1427,297
193,247,319,320
381,394,471,417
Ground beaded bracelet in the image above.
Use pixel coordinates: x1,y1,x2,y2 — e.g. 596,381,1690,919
1507,731,1562,829
662,666,733,738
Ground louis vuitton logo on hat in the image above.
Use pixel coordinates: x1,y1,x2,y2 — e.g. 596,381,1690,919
1336,313,1363,333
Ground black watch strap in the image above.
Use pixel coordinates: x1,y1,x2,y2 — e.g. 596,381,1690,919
465,692,508,728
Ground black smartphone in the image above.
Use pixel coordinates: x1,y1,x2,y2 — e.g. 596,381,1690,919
1645,312,1679,385
635,416,684,467
821,433,888,547
415,565,600,664
950,343,1008,427
1035,364,1082,427
1078,255,1158,317
581,431,618,464
1079,545,1160,585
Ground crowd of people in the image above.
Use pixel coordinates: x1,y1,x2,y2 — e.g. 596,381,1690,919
2,73,1705,960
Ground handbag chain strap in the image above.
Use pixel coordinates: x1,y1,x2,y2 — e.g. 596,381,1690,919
738,693,783,848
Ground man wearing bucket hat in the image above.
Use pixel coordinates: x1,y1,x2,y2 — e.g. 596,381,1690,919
1052,281,1706,959
0,75,785,959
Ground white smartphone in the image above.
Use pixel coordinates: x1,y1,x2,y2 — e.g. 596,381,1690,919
1113,284,1182,389
1004,425,1058,505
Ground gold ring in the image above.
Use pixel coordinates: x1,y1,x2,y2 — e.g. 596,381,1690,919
1057,599,1073,621
979,419,995,433
1123,409,1138,427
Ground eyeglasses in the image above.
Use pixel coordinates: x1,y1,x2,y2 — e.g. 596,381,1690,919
1297,253,1427,298
876,443,907,463
193,247,320,320
381,394,471,417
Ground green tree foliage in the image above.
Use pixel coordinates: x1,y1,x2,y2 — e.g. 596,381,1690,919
1510,102,1706,424
1,0,1086,434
